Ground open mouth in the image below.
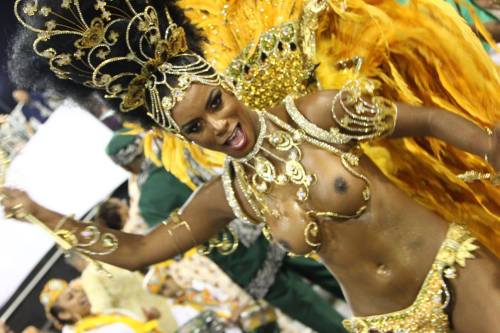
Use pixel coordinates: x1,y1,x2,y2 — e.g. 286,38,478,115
224,124,247,151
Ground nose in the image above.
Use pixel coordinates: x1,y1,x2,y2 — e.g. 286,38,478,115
210,117,229,137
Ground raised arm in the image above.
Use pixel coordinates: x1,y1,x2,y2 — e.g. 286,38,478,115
390,104,499,167
295,82,499,170
0,177,235,271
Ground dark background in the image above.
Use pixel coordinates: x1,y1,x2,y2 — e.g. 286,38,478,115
0,0,19,114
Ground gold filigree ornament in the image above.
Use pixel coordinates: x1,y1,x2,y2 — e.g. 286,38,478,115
457,170,500,186
197,225,239,256
224,21,317,111
304,221,321,252
14,0,224,134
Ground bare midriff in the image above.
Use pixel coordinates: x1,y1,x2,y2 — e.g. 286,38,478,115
239,136,449,317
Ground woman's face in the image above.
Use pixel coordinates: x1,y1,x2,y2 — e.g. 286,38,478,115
171,83,259,158
56,280,91,322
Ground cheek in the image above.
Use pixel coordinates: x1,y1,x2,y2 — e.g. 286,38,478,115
189,133,214,149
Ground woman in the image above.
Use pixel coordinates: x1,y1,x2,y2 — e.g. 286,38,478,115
2,0,499,332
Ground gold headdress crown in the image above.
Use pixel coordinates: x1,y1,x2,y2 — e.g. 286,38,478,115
14,0,224,133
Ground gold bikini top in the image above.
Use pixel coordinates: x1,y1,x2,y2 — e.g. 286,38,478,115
222,78,397,226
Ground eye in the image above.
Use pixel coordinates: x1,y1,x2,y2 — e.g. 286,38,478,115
209,90,222,110
184,119,203,134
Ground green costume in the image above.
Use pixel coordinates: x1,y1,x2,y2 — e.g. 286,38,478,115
106,129,192,228
106,130,347,333
137,165,192,228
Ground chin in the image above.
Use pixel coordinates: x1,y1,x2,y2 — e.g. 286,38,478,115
224,122,256,158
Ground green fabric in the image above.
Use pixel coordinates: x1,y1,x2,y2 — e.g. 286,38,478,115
284,256,344,299
264,263,347,333
395,0,498,23
209,239,346,333
138,166,192,227
105,128,138,158
208,235,270,286
443,0,499,24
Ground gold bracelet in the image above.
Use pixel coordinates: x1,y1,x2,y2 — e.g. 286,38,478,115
457,170,500,186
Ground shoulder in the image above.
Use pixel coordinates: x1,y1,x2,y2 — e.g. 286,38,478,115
285,90,338,131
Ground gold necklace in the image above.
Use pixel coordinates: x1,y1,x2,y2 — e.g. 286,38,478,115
223,101,372,227
230,112,317,203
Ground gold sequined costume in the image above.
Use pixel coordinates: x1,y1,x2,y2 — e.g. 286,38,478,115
176,0,500,256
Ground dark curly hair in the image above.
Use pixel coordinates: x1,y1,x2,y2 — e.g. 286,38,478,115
8,0,206,128
95,198,127,231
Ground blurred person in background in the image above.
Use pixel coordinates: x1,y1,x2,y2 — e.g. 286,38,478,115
38,278,168,333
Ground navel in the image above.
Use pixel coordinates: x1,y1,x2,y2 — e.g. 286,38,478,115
376,263,392,277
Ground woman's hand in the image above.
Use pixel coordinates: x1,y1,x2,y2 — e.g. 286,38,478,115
0,187,40,220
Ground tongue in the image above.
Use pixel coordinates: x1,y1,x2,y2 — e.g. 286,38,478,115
229,127,244,147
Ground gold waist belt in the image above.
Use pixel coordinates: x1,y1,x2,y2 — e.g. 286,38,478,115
343,223,478,333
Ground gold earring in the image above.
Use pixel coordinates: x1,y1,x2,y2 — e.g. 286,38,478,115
304,221,321,250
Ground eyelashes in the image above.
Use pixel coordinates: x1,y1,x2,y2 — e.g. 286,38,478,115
182,88,223,134
210,90,222,110
184,119,202,134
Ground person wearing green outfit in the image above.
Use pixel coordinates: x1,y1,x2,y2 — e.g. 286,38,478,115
105,130,347,333
105,129,193,229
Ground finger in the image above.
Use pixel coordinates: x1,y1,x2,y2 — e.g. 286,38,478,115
12,203,24,210
0,187,16,198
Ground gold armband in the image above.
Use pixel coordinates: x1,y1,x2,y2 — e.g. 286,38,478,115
331,78,398,142
457,127,499,186
162,209,198,255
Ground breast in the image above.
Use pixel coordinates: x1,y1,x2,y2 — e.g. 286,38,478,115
299,143,369,221
263,185,318,255
259,142,370,255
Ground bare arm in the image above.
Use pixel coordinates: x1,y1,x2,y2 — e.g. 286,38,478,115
391,104,499,169
0,177,235,271
296,89,499,169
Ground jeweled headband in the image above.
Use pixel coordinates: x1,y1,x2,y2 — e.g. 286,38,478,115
14,0,223,133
